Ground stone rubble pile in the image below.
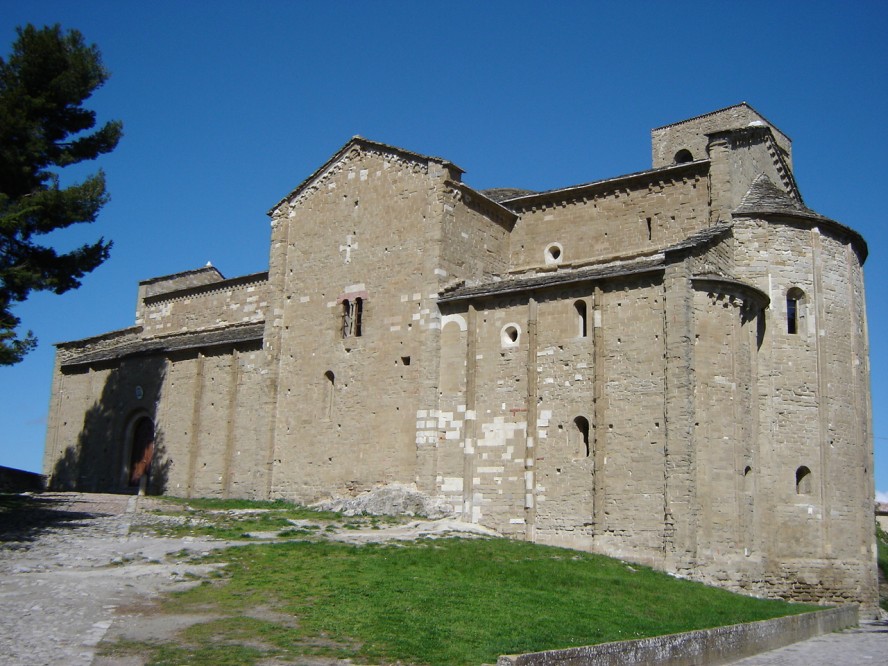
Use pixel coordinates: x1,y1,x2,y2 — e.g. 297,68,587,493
312,483,454,519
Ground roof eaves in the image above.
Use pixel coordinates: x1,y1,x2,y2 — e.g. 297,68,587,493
60,322,265,368
138,266,225,286
438,255,667,304
55,326,143,348
663,221,734,257
439,222,734,304
142,271,269,305
498,160,709,210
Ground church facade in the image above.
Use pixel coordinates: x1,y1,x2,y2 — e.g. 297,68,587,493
44,104,878,612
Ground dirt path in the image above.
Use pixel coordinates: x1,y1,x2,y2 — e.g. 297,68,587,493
0,493,229,666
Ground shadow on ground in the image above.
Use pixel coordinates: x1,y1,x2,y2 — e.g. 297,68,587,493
0,494,111,543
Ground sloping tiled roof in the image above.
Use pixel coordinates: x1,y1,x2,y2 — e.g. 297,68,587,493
734,174,826,220
481,188,537,203
438,255,665,303
61,323,264,368
663,221,733,255
439,223,732,303
138,265,224,286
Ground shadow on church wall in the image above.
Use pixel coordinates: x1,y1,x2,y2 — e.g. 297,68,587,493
50,356,171,495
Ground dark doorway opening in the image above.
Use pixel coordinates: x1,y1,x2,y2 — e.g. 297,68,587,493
129,417,155,488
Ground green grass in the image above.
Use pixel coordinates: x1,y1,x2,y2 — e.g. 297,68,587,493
107,536,817,666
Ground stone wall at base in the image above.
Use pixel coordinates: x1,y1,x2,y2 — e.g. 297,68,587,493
497,605,858,666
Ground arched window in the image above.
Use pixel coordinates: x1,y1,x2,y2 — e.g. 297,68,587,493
674,149,694,164
795,466,812,495
573,416,590,457
574,300,588,338
786,288,805,335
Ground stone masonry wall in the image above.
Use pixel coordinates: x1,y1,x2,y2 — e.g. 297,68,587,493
154,345,268,498
707,131,794,223
651,103,792,169
46,342,267,499
438,185,512,283
508,166,709,270
265,147,453,502
136,273,269,335
691,286,760,569
437,274,671,558
584,275,667,562
723,216,876,610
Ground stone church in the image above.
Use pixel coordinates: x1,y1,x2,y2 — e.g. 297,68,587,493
44,104,877,611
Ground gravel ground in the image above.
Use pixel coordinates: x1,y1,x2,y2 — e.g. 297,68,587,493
0,493,228,666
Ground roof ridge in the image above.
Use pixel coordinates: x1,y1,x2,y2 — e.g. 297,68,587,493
268,136,463,215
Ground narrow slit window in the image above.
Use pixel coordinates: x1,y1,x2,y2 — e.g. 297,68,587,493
342,299,351,338
354,297,363,337
575,300,588,338
786,288,804,335
324,371,335,419
574,416,590,457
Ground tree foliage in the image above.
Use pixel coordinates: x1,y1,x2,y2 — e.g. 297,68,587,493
0,24,122,365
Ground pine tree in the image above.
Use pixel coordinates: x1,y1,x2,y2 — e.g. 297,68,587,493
0,24,122,365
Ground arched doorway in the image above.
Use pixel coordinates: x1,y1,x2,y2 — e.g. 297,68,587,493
129,416,155,490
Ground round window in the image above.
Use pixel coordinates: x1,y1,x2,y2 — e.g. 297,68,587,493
545,243,564,265
501,324,520,346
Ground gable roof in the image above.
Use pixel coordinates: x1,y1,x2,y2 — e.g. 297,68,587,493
268,136,464,215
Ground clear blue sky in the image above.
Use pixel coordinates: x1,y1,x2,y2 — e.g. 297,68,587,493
1,1,886,500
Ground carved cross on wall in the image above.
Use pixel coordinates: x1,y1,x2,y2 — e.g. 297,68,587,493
340,234,357,264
